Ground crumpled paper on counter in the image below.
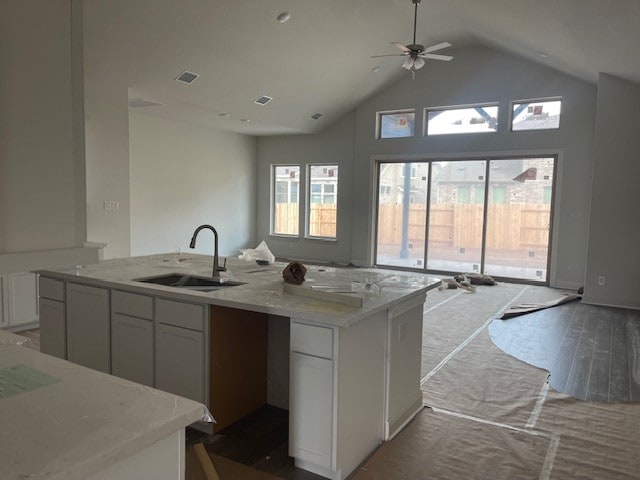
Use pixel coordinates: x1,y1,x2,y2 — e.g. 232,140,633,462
238,240,276,264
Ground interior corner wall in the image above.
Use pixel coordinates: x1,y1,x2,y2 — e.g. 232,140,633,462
255,112,356,264
351,45,597,288
0,0,82,254
129,113,257,257
583,74,640,309
84,78,131,259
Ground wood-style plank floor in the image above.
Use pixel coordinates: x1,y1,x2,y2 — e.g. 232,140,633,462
187,405,325,480
489,301,640,402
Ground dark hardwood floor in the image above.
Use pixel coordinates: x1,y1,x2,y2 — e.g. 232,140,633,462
187,405,326,480
489,301,640,402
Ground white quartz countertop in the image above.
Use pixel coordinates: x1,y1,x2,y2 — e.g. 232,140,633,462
0,330,211,480
36,254,441,327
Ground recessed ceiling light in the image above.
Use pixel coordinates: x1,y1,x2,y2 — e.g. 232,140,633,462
254,95,273,106
372,66,381,73
176,70,200,84
218,113,230,117
277,12,291,23
240,118,250,122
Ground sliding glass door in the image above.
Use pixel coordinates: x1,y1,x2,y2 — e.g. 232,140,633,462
375,157,555,283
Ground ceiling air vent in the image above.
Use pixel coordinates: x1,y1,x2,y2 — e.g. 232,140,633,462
176,70,199,84
254,95,273,106
128,98,165,108
310,113,323,120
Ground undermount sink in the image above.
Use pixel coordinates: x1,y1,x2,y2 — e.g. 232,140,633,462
134,273,245,292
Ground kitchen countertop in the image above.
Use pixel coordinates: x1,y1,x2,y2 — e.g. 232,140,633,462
0,329,211,480
36,254,441,327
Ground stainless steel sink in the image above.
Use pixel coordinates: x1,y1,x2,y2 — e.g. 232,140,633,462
134,273,245,292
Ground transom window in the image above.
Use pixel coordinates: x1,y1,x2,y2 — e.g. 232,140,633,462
377,110,415,139
511,98,562,131
425,104,499,135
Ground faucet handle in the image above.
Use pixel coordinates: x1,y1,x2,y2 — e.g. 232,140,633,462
216,257,227,272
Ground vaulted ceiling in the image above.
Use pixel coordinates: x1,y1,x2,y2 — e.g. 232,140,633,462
84,0,640,136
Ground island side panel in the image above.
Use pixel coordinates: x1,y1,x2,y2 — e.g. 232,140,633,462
336,310,387,479
386,296,426,438
210,305,268,432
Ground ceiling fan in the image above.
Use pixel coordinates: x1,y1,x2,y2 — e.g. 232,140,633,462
371,0,453,75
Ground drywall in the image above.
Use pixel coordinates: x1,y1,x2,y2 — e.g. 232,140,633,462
256,46,596,287
583,74,640,309
256,113,356,264
129,113,256,257
0,0,84,254
351,45,597,288
84,78,131,259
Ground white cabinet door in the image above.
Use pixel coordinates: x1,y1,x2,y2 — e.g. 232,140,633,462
67,283,110,373
39,298,66,359
111,313,154,386
289,352,334,468
3,272,39,329
155,323,204,403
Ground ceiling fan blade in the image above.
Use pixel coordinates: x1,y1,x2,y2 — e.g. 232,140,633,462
370,54,407,58
391,42,411,53
419,53,454,61
422,41,452,54
401,57,414,70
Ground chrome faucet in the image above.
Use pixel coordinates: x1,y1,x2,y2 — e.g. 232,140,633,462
189,224,226,279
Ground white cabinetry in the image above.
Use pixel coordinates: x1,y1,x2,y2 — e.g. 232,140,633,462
155,298,207,404
67,283,110,373
289,321,336,475
1,272,39,331
111,290,154,387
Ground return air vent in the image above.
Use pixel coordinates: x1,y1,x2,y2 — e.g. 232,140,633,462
254,95,273,106
128,98,165,108
310,113,323,120
176,70,199,84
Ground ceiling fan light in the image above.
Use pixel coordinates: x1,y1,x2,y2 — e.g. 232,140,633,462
402,57,414,70
413,57,426,69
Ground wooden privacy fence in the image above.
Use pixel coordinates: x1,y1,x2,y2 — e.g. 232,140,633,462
274,204,336,237
377,203,550,252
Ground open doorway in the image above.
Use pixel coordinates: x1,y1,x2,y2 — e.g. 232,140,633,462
375,156,556,283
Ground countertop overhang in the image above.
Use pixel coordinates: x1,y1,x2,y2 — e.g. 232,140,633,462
36,254,442,327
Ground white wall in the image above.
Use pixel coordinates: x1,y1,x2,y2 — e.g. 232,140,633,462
129,113,257,257
583,74,640,309
256,46,597,288
0,0,85,254
256,113,356,264
84,78,131,259
352,46,597,289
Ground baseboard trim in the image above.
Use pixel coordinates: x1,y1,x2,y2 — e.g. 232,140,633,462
387,393,423,440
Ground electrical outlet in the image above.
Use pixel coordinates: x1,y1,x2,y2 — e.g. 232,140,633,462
103,201,120,211
598,275,605,286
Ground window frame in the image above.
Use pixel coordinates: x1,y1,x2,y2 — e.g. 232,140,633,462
376,109,416,139
305,164,339,241
270,164,301,237
509,97,562,132
424,103,499,136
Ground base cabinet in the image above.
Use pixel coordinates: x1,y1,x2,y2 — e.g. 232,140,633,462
39,298,66,358
67,283,110,373
1,272,39,331
111,313,154,386
289,352,334,468
155,323,204,403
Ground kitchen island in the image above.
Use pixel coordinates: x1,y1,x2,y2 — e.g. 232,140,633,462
36,254,440,480
0,329,210,480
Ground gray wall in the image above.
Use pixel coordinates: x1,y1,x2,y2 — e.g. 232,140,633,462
0,0,86,254
256,113,356,264
257,46,597,288
583,74,640,309
129,113,257,256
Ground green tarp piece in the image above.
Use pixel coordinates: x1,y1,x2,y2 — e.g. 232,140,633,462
0,364,61,400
